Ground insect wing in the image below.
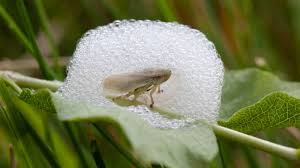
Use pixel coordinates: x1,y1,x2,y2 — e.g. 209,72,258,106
103,72,153,94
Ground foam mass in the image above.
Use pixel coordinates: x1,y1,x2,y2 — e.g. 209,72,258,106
58,20,224,128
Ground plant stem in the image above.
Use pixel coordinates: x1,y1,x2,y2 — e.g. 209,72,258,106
9,144,16,168
1,71,300,161
1,75,22,94
212,124,300,161
0,71,62,91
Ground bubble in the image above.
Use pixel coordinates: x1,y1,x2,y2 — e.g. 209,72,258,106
58,20,224,128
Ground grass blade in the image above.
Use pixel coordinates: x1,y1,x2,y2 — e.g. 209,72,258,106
0,4,34,55
33,0,64,79
64,123,98,168
0,80,60,167
16,0,55,79
155,0,177,21
97,0,126,19
93,124,145,168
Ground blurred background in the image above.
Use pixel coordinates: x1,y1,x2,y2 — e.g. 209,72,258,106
1,0,300,80
1,0,300,167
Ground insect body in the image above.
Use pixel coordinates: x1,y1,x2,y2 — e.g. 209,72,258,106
102,68,172,107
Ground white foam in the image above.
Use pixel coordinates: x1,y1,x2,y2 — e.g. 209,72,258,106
58,20,224,128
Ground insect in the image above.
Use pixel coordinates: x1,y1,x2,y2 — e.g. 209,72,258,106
102,68,172,108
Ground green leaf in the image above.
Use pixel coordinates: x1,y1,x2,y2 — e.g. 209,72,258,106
219,69,300,133
51,93,218,168
19,87,218,167
19,88,55,114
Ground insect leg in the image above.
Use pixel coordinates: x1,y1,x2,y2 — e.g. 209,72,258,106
157,85,163,93
149,85,158,108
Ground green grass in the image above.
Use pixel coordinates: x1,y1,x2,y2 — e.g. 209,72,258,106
32,0,63,79
0,1,55,79
16,0,55,80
